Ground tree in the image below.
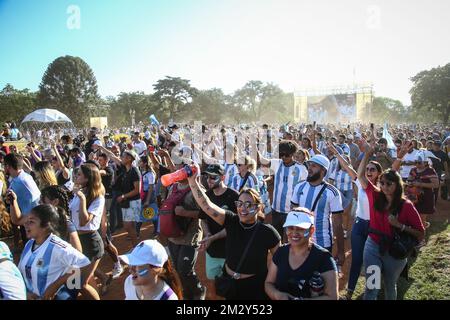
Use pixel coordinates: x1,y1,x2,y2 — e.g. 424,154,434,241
371,97,410,123
410,63,450,125
187,88,229,123
37,55,100,126
107,92,158,127
152,76,198,121
0,84,37,123
233,81,264,120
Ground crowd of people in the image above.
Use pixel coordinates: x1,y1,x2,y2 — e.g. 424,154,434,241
0,120,449,300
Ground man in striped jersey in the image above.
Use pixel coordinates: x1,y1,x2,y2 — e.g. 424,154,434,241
259,140,308,239
291,155,345,267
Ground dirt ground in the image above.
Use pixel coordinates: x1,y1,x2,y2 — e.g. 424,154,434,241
7,192,449,300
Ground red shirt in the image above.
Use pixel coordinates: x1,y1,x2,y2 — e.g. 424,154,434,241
0,145,10,155
366,182,425,244
407,167,437,215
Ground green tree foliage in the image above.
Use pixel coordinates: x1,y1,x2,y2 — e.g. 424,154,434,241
37,55,100,126
185,88,230,123
107,92,158,127
371,97,410,123
152,76,198,121
0,84,37,123
410,63,450,125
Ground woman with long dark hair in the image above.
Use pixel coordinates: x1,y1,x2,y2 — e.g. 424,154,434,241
327,141,383,299
363,167,425,300
40,185,82,252
17,204,91,300
69,163,105,300
119,240,182,300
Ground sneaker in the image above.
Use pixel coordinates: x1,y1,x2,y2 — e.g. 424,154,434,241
415,239,426,250
112,262,124,279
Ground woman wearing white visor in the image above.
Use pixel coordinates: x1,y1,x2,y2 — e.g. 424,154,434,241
119,240,182,300
265,208,338,300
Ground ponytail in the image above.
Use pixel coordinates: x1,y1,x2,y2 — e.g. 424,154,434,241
159,258,183,300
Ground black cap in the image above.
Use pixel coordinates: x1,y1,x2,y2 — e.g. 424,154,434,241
203,164,224,176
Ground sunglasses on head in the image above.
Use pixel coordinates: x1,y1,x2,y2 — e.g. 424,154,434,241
235,200,257,209
380,180,394,187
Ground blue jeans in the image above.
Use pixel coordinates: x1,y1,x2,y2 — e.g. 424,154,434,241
363,237,407,300
347,217,369,292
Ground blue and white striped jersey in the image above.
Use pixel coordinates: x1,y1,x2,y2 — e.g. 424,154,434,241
291,182,343,248
270,159,308,214
18,234,90,298
224,163,238,188
230,173,259,193
0,260,26,300
325,157,339,182
333,169,354,191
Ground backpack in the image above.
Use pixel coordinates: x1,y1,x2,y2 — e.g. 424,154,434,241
159,184,191,238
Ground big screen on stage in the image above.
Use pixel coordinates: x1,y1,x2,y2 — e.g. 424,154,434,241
307,93,356,124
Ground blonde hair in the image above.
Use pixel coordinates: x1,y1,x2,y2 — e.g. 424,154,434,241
34,161,58,189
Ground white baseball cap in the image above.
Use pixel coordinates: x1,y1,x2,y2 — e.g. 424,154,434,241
93,140,102,147
354,133,362,139
119,240,168,267
307,154,330,171
283,208,314,229
347,134,354,140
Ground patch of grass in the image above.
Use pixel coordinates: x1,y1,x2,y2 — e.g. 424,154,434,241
344,221,450,300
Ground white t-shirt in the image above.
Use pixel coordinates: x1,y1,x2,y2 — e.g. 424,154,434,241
69,195,105,231
0,260,27,300
18,234,90,298
354,179,370,220
400,149,419,179
124,275,178,300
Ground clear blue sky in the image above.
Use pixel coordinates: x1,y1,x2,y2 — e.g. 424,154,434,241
1,0,450,105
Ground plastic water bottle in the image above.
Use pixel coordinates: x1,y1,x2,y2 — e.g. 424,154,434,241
161,165,197,187
309,272,324,298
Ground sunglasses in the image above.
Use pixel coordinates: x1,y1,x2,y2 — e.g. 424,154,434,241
366,167,377,172
235,200,257,209
379,180,394,187
207,175,220,180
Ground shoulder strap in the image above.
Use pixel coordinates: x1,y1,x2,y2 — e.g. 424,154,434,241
160,287,175,300
239,172,251,192
235,223,261,273
311,183,328,213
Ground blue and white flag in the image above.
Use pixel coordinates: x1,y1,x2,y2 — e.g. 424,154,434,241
383,123,396,149
149,114,159,126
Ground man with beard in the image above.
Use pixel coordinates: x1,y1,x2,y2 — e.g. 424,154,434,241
198,164,239,298
291,155,345,270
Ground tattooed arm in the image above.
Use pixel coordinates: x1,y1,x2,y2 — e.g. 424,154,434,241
187,167,227,226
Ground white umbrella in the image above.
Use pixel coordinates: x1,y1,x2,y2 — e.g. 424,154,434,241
21,108,72,124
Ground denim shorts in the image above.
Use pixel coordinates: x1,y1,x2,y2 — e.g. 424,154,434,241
205,252,226,280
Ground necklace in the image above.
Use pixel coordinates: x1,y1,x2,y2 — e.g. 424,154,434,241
137,282,164,300
239,220,258,230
